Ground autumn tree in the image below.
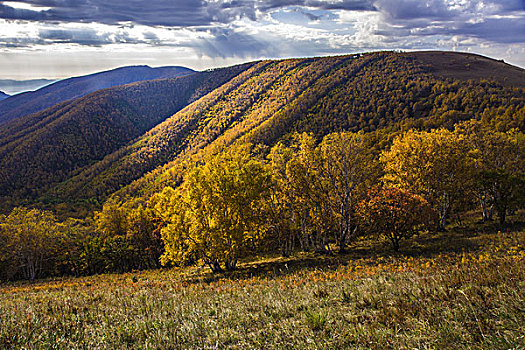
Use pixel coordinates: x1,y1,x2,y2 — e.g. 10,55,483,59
318,131,378,252
358,187,436,251
461,121,525,224
159,145,272,272
267,132,378,254
381,129,476,230
479,170,525,224
282,133,331,253
0,208,64,280
152,186,196,267
94,198,163,271
95,199,127,237
266,141,299,256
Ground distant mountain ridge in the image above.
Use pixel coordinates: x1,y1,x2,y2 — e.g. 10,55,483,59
0,91,8,101
0,79,55,95
0,65,195,125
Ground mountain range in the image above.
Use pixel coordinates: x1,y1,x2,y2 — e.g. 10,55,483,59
0,65,194,125
0,91,8,101
0,51,523,216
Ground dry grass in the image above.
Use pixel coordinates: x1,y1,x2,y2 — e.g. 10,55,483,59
407,51,525,88
1,218,524,349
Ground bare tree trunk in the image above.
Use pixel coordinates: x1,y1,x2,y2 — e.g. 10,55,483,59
439,192,450,231
479,192,489,221
498,204,507,225
225,258,237,271
207,260,223,273
391,236,400,252
300,217,309,252
488,205,494,221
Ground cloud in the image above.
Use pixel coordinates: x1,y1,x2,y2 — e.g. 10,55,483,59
256,0,375,11
38,28,114,46
0,0,215,26
1,0,522,47
373,0,525,44
0,0,376,26
192,26,276,58
455,17,525,44
374,0,454,21
1,0,525,78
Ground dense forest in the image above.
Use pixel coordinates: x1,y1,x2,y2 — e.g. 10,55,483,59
0,51,524,280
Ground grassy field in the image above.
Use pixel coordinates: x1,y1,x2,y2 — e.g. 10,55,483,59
1,218,524,349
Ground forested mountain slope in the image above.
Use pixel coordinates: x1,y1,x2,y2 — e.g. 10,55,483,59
0,63,255,211
0,91,9,101
49,51,525,212
0,51,524,215
0,66,194,125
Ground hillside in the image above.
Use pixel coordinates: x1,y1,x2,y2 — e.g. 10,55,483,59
0,63,255,212
51,51,525,211
1,219,524,349
0,51,524,215
409,51,525,87
0,91,8,101
1,51,524,350
0,66,194,125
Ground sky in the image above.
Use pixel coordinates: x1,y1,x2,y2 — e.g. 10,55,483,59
0,0,524,82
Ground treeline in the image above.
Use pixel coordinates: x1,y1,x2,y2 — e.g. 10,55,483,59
2,120,523,279
0,203,162,281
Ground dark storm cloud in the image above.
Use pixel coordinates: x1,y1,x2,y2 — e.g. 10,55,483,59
373,0,525,44
375,0,525,21
374,0,453,21
256,0,375,11
38,28,112,46
0,0,523,28
0,0,215,26
0,0,375,26
455,17,525,44
493,0,525,11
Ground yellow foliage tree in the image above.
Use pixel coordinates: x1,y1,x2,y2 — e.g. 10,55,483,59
318,131,378,252
158,145,272,272
460,121,525,223
381,129,476,229
266,141,298,256
0,208,64,280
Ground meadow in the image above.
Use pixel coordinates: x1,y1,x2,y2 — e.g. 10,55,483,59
1,217,524,350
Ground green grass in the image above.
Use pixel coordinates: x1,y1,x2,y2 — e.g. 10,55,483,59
1,218,524,349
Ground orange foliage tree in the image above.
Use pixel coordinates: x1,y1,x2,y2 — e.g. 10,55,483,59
358,187,437,251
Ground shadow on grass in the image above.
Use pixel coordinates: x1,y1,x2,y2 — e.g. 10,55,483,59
186,214,525,285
